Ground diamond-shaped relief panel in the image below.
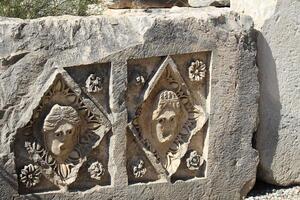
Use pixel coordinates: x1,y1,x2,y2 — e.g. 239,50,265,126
14,73,111,194
127,53,210,182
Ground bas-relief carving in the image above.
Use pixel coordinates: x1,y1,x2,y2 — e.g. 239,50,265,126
14,54,209,193
43,104,80,163
15,74,111,193
127,54,209,183
126,131,160,184
88,161,105,180
64,63,111,113
132,158,147,178
85,74,103,93
135,73,145,86
152,90,181,143
186,150,204,171
188,60,207,82
20,164,41,188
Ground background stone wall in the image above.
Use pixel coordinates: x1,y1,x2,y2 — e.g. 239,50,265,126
232,0,300,187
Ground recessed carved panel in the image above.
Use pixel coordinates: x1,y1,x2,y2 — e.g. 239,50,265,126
127,53,210,184
15,74,111,194
65,63,111,114
126,131,160,184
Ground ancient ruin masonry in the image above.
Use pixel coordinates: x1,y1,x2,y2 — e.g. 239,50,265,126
0,7,259,199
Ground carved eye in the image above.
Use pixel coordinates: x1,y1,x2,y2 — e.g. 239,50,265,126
158,118,165,124
66,129,72,135
55,132,62,137
170,117,174,122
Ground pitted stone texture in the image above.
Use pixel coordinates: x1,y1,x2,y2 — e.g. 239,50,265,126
232,0,300,186
256,0,300,186
188,0,229,7
0,7,258,199
104,0,188,8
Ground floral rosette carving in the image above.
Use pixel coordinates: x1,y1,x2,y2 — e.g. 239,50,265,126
20,164,41,188
135,73,145,86
188,60,207,82
88,161,105,180
186,150,204,171
132,159,147,178
85,74,103,93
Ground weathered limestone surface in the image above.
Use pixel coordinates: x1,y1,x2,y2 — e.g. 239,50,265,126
188,0,229,7
256,0,300,186
0,7,258,199
104,0,188,8
231,0,278,29
232,0,300,186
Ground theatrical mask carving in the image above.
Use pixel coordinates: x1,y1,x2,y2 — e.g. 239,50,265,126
152,90,181,143
43,104,81,163
128,56,208,178
17,76,111,190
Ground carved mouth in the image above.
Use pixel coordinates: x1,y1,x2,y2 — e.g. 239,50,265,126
158,132,173,143
60,146,66,151
162,131,171,138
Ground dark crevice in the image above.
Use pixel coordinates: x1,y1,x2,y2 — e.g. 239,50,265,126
1,51,29,66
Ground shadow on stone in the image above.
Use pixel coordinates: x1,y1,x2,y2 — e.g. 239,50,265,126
256,31,281,184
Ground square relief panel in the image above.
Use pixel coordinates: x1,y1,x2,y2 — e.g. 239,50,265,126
14,72,112,194
126,52,211,184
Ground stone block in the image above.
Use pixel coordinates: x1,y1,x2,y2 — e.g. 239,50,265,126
256,0,300,186
232,0,300,186
0,7,258,199
188,0,229,7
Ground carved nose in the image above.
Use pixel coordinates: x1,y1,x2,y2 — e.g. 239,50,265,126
163,130,171,137
164,122,172,130
60,134,66,142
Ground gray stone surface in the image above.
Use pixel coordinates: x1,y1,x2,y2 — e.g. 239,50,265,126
188,0,229,7
257,0,300,186
232,0,300,186
0,7,258,199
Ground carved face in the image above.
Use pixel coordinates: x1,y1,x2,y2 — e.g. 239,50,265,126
45,122,77,158
152,90,180,143
43,104,80,162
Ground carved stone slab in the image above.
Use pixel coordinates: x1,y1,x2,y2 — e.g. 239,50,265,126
0,8,258,199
